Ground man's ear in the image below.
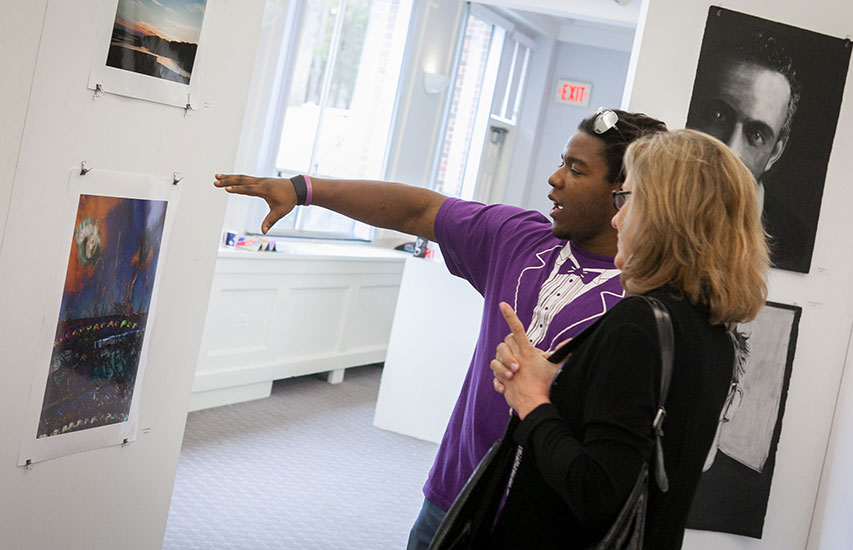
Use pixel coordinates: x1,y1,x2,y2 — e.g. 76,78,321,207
763,135,788,174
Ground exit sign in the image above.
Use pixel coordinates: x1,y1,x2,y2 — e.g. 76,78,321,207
556,79,591,106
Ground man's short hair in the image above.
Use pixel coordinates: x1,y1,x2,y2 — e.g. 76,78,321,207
577,110,668,185
700,30,801,141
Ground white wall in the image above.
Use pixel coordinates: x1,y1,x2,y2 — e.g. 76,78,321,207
0,1,264,548
522,41,632,214
0,1,45,254
813,330,853,550
625,0,853,549
223,0,294,233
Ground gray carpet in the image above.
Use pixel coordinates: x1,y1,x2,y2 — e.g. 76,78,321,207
163,364,439,550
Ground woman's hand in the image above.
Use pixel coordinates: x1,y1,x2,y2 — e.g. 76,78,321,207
490,302,560,419
214,174,297,234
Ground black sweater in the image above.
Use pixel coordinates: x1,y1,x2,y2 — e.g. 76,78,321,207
490,288,733,549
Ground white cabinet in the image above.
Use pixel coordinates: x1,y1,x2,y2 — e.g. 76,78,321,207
373,256,483,443
190,243,407,411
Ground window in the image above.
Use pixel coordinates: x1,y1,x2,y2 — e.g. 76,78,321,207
251,0,413,239
431,8,531,201
491,35,532,124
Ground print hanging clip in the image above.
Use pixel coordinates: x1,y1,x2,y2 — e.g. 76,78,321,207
80,161,92,176
184,93,193,118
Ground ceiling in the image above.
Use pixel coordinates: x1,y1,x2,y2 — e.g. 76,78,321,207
475,0,639,52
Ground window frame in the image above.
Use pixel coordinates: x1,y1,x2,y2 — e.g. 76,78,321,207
427,4,533,201
246,0,414,240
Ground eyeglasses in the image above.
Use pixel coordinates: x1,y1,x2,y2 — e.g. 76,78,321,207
593,107,619,134
612,189,632,211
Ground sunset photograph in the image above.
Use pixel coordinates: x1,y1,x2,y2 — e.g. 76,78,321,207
106,0,207,84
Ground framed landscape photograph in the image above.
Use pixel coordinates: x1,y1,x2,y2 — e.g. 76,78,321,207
88,0,210,109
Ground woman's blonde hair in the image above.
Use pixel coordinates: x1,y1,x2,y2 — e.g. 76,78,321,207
619,129,769,327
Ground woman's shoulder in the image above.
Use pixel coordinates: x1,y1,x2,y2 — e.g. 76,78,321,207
577,295,660,349
595,288,692,337
605,293,661,323
611,288,698,320
615,288,728,349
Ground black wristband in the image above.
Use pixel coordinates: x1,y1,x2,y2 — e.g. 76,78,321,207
291,175,308,206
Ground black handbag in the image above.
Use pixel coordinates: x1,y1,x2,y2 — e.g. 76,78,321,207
427,409,520,550
429,314,601,550
429,295,673,550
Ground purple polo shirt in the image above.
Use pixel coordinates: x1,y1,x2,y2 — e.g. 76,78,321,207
425,198,625,511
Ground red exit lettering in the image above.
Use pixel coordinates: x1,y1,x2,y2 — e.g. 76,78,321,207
556,80,591,106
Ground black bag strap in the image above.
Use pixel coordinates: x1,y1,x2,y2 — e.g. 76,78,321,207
589,295,675,549
638,295,673,493
546,316,601,365
547,294,674,492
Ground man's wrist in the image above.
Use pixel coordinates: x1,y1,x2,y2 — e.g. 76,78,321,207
290,174,313,206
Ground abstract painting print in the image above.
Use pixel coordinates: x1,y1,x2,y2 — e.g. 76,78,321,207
37,195,167,438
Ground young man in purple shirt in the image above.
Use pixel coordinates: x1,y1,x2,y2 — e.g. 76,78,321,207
215,108,667,548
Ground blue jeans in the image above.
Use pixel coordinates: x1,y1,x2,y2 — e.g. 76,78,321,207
407,498,447,550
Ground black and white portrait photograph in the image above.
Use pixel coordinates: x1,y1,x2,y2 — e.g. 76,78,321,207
685,7,851,273
687,302,801,538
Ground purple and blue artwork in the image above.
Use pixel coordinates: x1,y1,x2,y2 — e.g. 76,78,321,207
37,194,167,438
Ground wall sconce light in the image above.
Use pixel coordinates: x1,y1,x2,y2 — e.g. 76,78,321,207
262,0,285,26
423,71,450,95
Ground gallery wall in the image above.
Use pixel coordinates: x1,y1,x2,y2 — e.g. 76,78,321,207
624,0,853,548
812,327,853,549
0,2,46,256
0,1,265,549
223,0,293,233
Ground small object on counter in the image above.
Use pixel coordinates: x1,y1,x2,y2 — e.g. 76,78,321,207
395,242,416,254
413,237,429,258
235,236,277,252
223,231,237,247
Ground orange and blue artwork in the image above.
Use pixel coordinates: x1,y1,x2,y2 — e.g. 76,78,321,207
37,194,167,438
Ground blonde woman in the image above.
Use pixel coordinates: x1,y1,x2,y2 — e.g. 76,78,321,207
488,129,769,549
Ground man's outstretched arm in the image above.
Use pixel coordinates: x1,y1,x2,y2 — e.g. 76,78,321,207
214,174,447,240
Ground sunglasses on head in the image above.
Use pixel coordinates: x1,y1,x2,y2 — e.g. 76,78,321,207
593,107,619,134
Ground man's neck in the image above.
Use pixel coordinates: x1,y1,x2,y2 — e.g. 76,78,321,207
572,232,618,259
